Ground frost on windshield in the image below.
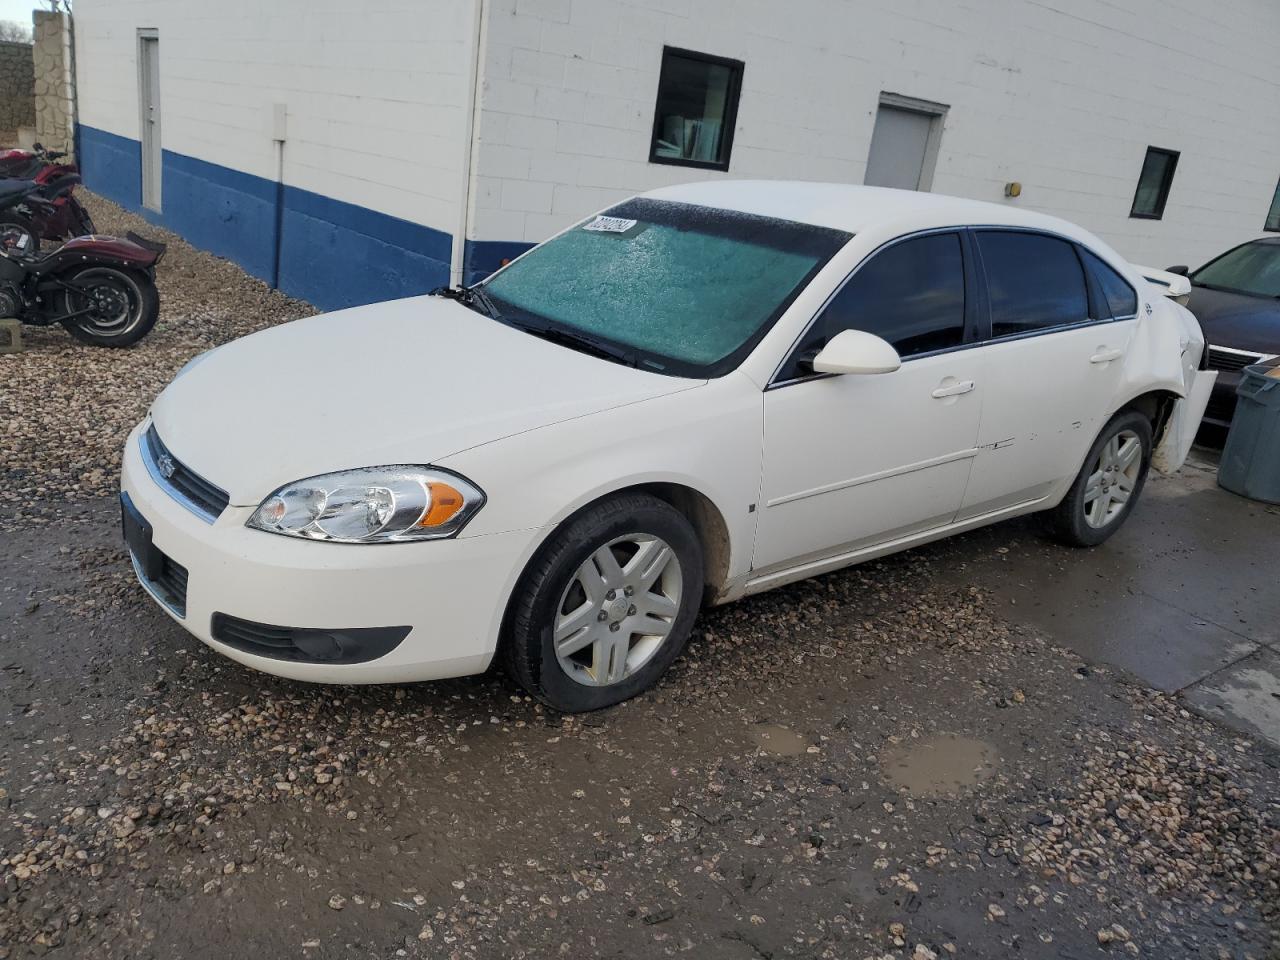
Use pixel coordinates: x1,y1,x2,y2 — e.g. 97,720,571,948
483,217,825,367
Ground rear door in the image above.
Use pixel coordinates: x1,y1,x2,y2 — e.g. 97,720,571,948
957,230,1139,519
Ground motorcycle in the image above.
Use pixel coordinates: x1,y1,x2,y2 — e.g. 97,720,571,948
0,143,76,179
0,174,96,253
0,229,165,347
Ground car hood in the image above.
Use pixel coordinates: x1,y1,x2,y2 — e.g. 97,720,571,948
150,295,700,505
1186,285,1280,351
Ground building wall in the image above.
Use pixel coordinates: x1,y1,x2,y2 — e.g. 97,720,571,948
468,0,1280,277
73,0,477,309
72,0,1280,304
0,40,35,133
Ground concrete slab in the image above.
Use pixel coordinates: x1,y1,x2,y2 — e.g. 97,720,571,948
1183,647,1280,749
1002,587,1258,693
933,453,1279,697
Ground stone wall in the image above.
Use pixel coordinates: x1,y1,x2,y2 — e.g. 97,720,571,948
32,11,74,155
0,40,35,134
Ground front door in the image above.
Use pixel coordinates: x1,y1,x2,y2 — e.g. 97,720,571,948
753,232,983,572
138,32,162,212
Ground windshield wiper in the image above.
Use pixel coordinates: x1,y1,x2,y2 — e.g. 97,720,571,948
506,318,638,367
430,284,502,320
1193,281,1278,299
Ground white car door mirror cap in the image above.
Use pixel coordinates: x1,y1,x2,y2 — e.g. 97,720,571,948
812,329,902,375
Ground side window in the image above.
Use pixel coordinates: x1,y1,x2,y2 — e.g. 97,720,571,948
976,231,1088,338
780,233,965,380
1081,249,1139,319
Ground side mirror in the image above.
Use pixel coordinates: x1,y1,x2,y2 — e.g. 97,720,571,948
1165,264,1190,276
811,329,901,375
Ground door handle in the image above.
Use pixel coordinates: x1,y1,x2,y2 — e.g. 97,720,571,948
931,380,975,399
1090,348,1123,363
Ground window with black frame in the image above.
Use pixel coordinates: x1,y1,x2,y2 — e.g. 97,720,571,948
1130,146,1179,220
1266,176,1280,233
649,47,743,171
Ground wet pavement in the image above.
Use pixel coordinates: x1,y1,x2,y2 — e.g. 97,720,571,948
1,449,1276,959
927,452,1280,750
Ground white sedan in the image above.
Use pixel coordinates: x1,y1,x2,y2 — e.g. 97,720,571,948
121,181,1213,711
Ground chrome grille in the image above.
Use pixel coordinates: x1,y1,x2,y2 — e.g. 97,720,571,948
141,425,229,523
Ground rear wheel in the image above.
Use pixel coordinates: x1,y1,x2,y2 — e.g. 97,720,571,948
502,493,704,712
57,266,159,347
1048,410,1152,547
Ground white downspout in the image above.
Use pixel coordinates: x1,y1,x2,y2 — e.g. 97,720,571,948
451,0,486,287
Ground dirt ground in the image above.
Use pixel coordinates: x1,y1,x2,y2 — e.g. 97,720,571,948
0,195,1277,959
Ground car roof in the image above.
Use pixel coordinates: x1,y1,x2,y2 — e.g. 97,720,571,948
642,179,1101,243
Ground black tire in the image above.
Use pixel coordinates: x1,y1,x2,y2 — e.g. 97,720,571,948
1048,410,1153,547
57,266,159,347
502,493,704,712
0,218,38,255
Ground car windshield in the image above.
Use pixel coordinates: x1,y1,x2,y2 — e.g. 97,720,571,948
1192,241,1280,298
478,198,851,377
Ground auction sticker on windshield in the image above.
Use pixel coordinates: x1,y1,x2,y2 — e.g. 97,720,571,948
583,215,638,233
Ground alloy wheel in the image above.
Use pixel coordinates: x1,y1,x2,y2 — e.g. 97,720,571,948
1083,428,1142,528
553,533,683,687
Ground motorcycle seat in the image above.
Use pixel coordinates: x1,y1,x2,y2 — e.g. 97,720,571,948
0,179,39,204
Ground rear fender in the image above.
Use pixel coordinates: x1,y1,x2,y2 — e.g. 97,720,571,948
1110,295,1214,474
29,234,162,276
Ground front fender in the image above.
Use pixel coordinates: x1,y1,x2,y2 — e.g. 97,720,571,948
441,373,763,585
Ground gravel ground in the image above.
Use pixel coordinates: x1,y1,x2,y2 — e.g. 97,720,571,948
0,191,313,519
2,507,1277,959
0,194,1277,959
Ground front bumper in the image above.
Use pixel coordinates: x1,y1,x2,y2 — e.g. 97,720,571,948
120,423,538,683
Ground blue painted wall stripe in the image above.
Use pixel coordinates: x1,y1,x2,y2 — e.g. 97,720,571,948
76,124,456,311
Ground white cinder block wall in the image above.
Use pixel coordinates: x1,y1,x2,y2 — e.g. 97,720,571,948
471,0,1280,269
75,0,476,259
75,0,475,232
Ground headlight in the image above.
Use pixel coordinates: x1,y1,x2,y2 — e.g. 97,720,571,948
247,466,485,543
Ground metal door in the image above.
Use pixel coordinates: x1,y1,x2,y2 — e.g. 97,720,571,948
139,33,162,211
864,105,933,191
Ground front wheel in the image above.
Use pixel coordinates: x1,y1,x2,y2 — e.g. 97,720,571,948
56,266,159,347
1048,410,1153,547
502,493,704,712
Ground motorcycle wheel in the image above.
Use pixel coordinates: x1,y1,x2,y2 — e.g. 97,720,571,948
0,219,39,255
57,266,159,347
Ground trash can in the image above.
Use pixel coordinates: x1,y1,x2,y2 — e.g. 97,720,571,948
1219,361,1280,504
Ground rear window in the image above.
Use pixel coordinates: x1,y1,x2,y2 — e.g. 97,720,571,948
1082,249,1139,319
976,231,1089,337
